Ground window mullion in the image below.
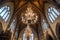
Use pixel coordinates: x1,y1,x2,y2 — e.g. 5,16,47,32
49,12,55,21
3,12,8,19
53,8,60,16
0,6,6,13
49,14,53,23
0,8,8,17
4,12,9,19
0,6,10,22
50,7,55,20
48,7,54,21
2,9,8,18
51,12,55,21
5,13,9,22
51,10,57,19
0,7,6,14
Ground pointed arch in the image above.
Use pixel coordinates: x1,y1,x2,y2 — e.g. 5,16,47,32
44,3,60,24
0,6,10,22
48,7,60,23
0,2,14,23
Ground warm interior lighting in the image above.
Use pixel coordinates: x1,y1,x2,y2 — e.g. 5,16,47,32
25,25,32,37
21,7,37,40
21,7,38,24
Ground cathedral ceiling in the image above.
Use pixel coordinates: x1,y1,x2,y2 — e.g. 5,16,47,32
0,0,60,34
0,0,59,16
11,0,45,34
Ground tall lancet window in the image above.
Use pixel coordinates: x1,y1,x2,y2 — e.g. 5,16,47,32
23,25,34,40
23,33,34,40
42,19,48,32
48,7,60,23
10,19,15,32
23,33,27,40
15,30,18,39
30,33,34,40
0,6,10,22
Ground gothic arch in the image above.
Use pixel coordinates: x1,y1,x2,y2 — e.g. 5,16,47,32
18,28,38,40
0,2,14,21
0,1,14,31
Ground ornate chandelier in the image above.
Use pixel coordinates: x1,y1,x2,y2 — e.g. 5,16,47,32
21,7,36,39
21,7,38,24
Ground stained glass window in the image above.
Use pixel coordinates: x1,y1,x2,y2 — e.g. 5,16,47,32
42,19,48,32
23,33,34,40
10,19,15,32
48,7,60,23
0,6,10,22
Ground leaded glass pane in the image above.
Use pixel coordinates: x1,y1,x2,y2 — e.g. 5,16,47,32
53,8,60,15
48,7,60,23
0,6,10,22
5,14,9,22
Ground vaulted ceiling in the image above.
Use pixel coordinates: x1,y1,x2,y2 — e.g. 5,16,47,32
0,0,60,39
0,0,60,15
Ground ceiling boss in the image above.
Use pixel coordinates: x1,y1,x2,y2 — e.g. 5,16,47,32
21,7,38,24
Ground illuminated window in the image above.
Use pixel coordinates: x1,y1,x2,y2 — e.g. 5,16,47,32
42,19,48,32
30,33,34,40
48,7,60,23
10,19,15,32
14,28,18,39
23,34,27,40
23,33,34,40
0,6,10,22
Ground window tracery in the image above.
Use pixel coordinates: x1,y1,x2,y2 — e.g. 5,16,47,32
48,7,60,23
0,6,10,22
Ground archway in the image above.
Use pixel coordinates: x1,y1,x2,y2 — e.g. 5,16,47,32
18,27,38,40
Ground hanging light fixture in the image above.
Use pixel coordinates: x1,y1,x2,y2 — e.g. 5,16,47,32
21,7,38,24
22,7,36,40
